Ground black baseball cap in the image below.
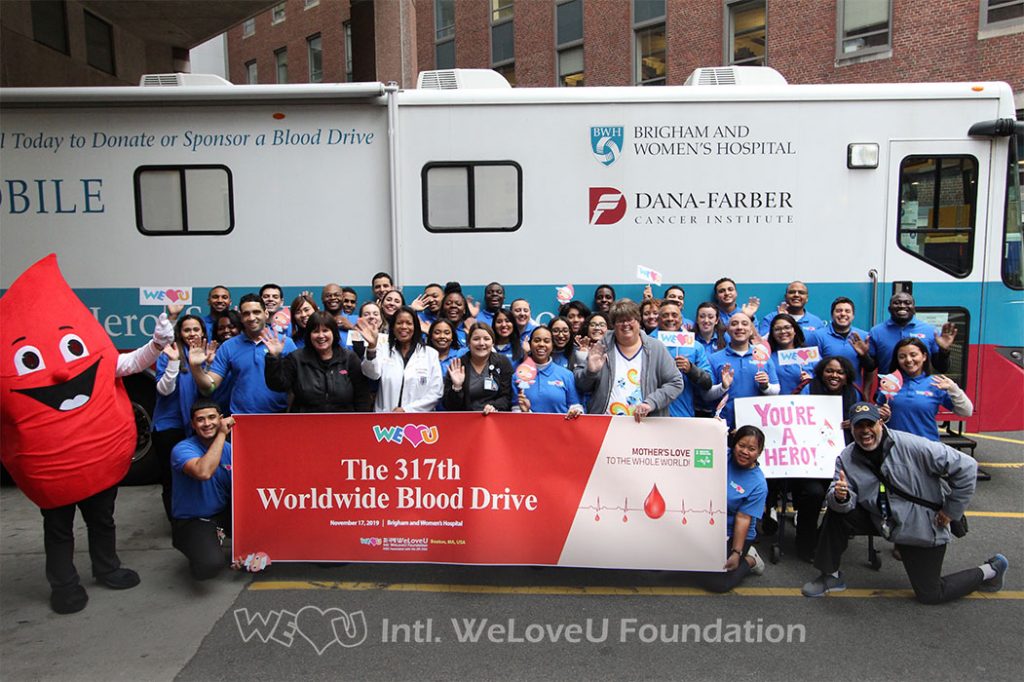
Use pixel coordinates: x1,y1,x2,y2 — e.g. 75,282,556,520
849,402,881,425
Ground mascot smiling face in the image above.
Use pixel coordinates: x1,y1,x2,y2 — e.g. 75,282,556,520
0,255,135,508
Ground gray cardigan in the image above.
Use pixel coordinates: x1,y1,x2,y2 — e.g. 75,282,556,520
575,330,684,416
826,428,977,548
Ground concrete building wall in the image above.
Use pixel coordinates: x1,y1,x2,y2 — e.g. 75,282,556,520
1,0,178,87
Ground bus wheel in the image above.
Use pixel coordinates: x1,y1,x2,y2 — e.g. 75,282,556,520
120,401,160,486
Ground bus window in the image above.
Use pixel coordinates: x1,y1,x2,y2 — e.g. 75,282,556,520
897,155,977,278
1002,134,1023,290
916,307,970,391
134,165,233,235
422,161,522,232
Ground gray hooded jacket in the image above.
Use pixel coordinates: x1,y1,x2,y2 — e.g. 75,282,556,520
826,427,976,548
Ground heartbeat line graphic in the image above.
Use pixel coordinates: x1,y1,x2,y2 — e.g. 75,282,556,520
578,493,726,525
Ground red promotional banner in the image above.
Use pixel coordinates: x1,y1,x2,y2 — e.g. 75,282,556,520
232,413,728,571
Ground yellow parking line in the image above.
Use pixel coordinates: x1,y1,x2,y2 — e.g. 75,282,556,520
967,511,1024,518
249,580,1024,600
976,462,1024,468
965,432,1024,445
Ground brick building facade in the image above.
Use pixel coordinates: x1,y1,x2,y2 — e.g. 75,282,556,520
225,0,1023,109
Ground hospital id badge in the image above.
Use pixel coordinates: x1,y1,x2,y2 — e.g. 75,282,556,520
483,377,498,392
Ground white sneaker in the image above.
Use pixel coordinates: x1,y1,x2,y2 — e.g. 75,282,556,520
747,546,765,576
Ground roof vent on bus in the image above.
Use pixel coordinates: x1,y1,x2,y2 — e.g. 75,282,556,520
417,69,512,90
684,66,787,86
139,73,232,87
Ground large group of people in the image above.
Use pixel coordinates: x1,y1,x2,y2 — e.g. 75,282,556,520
147,274,1005,604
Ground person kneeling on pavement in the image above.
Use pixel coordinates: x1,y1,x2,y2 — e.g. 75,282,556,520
801,402,1008,602
171,399,233,580
697,425,768,592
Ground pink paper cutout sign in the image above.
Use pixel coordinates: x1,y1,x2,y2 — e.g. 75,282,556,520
877,371,903,399
556,284,575,305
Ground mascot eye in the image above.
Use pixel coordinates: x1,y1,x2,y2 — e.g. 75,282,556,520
14,346,46,375
59,334,90,362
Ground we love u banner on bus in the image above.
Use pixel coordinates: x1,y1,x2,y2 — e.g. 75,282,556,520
232,413,727,571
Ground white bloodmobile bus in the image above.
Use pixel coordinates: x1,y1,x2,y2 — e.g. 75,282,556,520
2,68,1022,450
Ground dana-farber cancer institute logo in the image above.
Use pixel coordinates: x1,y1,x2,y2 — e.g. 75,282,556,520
590,125,624,166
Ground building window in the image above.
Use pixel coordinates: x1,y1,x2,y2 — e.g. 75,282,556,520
726,0,765,66
633,0,665,85
272,2,286,24
304,0,320,8
980,0,1024,32
242,17,255,38
344,21,354,82
556,0,583,87
84,11,115,75
245,60,258,84
435,0,456,69
275,48,288,84
1002,133,1023,289
422,162,522,232
491,1,514,70
135,166,234,235
494,62,516,86
898,156,978,278
836,0,891,59
307,34,323,82
31,0,68,54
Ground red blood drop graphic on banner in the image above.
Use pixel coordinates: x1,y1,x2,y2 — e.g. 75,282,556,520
643,484,666,519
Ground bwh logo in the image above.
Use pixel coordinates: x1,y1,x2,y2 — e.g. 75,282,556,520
590,126,623,166
589,187,626,225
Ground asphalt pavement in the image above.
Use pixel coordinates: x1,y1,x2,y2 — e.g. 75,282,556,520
2,431,1022,681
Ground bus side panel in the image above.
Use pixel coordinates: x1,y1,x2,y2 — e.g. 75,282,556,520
1,103,391,345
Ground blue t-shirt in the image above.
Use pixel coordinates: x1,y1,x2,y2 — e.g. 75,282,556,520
475,308,497,329
494,343,515,363
708,345,780,427
816,323,871,377
171,436,232,519
868,317,941,374
758,311,825,346
877,373,953,441
518,321,538,345
210,332,295,414
727,457,768,541
520,362,581,414
665,342,711,418
153,354,185,431
203,313,218,340
175,367,233,435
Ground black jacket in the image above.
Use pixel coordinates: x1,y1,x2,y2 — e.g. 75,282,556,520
442,352,513,411
265,346,371,413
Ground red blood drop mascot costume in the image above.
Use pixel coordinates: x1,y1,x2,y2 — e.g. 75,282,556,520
1,255,172,614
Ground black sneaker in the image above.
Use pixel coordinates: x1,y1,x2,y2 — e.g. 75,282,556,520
50,585,88,614
979,554,1009,592
95,567,140,590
